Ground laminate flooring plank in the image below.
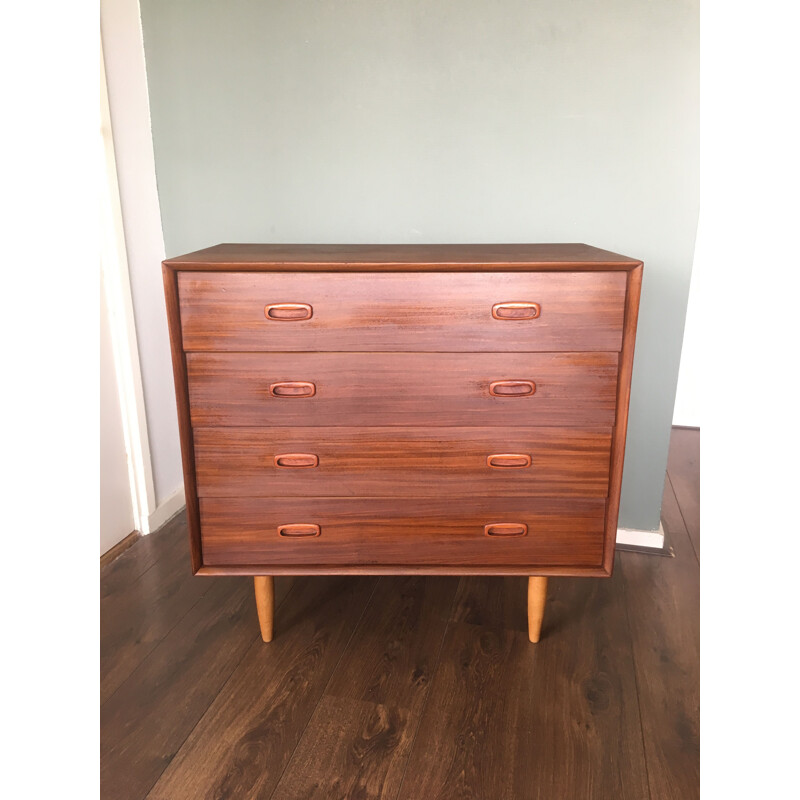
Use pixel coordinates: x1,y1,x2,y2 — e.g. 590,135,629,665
101,575,293,800
270,576,457,800
394,621,536,800
101,513,212,704
620,478,700,800
100,512,184,601
517,565,649,800
667,427,700,561
145,576,377,800
397,565,648,800
450,575,527,632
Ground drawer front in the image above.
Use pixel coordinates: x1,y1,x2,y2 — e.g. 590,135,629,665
178,271,627,352
193,426,613,498
186,352,619,427
199,497,606,567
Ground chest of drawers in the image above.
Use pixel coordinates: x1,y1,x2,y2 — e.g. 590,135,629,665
163,244,642,643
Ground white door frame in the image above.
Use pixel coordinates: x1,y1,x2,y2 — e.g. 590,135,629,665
100,42,157,535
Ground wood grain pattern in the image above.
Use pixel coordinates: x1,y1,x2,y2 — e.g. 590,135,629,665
178,271,626,352
527,575,548,642
484,522,528,537
620,474,699,799
186,351,620,428
489,379,536,397
193,426,612,498
273,452,319,468
394,622,540,800
511,562,650,799
162,263,203,572
100,529,140,568
270,576,457,800
100,427,695,800
253,576,274,642
486,453,533,468
602,263,643,573
164,242,642,269
198,496,606,568
101,577,261,800
492,300,541,319
450,575,528,631
265,301,313,321
163,244,642,582
100,514,209,705
196,563,612,577
396,564,649,799
268,380,316,398
666,427,700,561
145,576,378,800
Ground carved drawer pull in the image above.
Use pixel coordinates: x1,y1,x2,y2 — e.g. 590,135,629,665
492,302,541,320
274,453,319,468
265,303,313,321
487,453,532,469
489,380,536,397
269,381,316,398
278,523,321,537
485,523,528,537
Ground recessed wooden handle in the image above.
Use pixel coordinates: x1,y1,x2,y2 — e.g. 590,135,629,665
274,453,319,468
489,380,536,397
277,523,321,537
269,381,316,398
487,453,532,469
492,302,541,320
485,523,528,537
265,303,313,321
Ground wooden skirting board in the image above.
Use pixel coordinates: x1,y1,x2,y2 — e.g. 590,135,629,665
100,530,141,568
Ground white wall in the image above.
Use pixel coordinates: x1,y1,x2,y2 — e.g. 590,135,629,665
100,0,183,506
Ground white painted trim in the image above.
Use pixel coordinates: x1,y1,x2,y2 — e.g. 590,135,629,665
148,485,186,533
616,523,666,550
100,43,157,535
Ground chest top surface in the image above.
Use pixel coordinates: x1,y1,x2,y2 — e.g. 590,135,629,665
163,243,642,271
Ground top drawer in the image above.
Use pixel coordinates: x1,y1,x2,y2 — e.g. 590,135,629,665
177,271,627,352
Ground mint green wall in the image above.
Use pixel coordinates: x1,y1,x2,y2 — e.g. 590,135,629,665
140,0,698,532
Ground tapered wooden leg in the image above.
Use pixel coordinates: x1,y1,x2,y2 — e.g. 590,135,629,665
527,576,548,643
254,576,275,642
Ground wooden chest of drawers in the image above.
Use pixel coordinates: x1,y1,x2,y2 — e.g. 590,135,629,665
163,243,642,643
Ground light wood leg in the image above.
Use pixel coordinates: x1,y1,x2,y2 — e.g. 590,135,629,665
254,576,275,642
527,576,548,643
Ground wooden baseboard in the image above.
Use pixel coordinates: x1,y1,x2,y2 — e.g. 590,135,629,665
100,530,141,568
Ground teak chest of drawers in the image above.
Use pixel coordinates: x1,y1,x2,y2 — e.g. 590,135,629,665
163,243,643,643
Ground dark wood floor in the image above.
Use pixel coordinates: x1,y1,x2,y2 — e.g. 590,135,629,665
101,427,699,800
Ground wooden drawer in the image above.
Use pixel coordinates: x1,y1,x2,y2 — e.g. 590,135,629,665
193,426,613,497
177,271,627,352
186,352,619,427
199,496,606,567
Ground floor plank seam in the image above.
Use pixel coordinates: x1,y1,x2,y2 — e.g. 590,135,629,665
139,628,263,800
100,545,160,599
100,518,184,590
141,578,304,800
391,583,461,800
666,471,699,565
265,576,381,800
618,557,654,800
101,572,218,711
